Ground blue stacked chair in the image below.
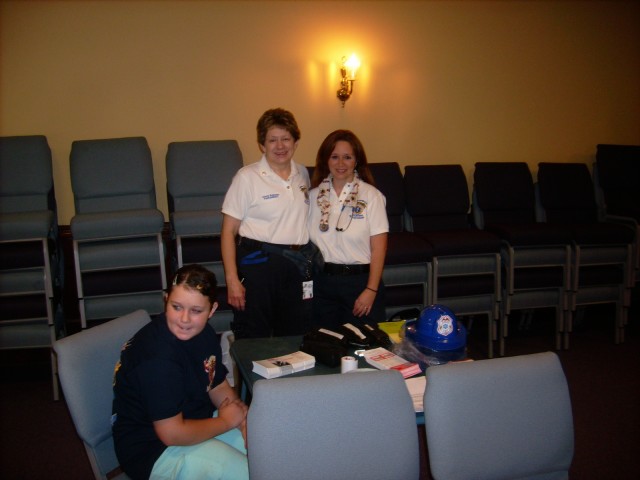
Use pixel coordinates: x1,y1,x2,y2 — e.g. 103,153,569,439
593,144,640,284
368,162,432,319
165,139,243,333
69,137,166,328
0,135,64,399
472,162,572,354
404,164,502,357
536,162,634,344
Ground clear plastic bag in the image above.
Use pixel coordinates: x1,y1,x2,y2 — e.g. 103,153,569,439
391,337,448,368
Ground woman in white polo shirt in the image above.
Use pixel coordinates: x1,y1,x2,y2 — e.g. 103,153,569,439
308,130,389,330
221,108,314,339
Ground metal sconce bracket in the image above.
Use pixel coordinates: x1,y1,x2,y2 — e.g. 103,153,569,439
336,54,359,107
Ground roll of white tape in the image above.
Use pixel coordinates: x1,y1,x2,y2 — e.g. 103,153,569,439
341,355,358,373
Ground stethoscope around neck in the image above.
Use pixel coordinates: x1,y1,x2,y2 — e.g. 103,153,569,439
331,173,357,232
335,204,354,232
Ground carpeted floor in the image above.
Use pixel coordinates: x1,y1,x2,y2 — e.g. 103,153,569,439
1,304,638,480
0,349,94,479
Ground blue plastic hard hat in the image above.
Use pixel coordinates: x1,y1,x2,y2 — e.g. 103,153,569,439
405,304,466,361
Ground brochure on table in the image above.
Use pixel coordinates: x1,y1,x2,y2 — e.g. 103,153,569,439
362,347,422,378
252,351,316,379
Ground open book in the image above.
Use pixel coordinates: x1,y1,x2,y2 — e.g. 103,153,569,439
362,347,422,378
252,351,316,379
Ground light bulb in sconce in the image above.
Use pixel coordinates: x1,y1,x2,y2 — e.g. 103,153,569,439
337,54,360,107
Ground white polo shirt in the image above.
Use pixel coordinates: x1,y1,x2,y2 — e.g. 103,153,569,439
222,155,310,245
308,179,388,264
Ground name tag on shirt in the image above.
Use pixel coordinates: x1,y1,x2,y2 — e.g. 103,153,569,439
302,280,313,300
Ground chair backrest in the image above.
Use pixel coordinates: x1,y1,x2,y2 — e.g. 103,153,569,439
247,370,420,480
537,162,598,224
404,164,470,232
473,162,536,227
368,162,406,233
54,309,151,480
424,352,574,480
166,140,243,212
0,135,54,214
70,137,157,214
595,144,640,220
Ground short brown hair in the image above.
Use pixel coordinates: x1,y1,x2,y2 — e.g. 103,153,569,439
256,108,301,146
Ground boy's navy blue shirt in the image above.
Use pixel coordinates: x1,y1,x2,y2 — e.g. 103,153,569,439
112,313,227,480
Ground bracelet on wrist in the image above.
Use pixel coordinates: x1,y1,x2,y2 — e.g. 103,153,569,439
366,287,378,293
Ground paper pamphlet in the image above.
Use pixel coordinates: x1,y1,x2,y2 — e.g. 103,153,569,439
362,347,422,378
252,351,316,379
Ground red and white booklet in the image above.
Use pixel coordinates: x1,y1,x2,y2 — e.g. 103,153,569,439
362,347,422,378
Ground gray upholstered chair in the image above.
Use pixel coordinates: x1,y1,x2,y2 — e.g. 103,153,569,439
473,162,572,354
368,162,432,319
404,164,502,358
537,162,634,345
424,351,574,480
247,370,420,480
0,135,64,399
165,139,243,333
593,150,640,284
54,309,151,480
70,137,166,328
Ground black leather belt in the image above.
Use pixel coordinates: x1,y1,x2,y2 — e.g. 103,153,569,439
238,236,304,251
323,263,370,275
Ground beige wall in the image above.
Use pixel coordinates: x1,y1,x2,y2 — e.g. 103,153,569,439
2,0,639,224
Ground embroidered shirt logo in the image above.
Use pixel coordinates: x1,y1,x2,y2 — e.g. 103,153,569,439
204,355,217,392
353,200,367,218
262,193,280,200
300,185,309,203
112,339,133,387
436,315,454,336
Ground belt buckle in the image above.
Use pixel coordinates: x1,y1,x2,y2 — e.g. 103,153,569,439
290,244,302,251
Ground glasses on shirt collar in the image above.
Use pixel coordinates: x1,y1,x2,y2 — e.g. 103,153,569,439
336,205,354,232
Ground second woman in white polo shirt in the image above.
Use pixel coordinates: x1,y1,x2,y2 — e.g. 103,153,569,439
308,129,389,330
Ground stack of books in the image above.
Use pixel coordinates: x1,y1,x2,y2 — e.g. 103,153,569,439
362,347,422,378
252,351,316,379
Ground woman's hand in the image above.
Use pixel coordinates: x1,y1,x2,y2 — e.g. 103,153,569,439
353,288,376,317
227,278,246,311
221,214,246,310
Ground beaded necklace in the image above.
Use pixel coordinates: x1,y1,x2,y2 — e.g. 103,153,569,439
317,172,360,232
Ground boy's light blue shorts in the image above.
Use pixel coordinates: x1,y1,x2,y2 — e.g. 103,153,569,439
150,427,248,480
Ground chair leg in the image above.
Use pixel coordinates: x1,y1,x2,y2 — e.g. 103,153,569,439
563,309,571,350
554,306,562,351
51,348,60,401
499,312,508,357
487,314,496,359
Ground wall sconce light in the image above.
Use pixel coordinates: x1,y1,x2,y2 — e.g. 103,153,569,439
336,54,360,107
